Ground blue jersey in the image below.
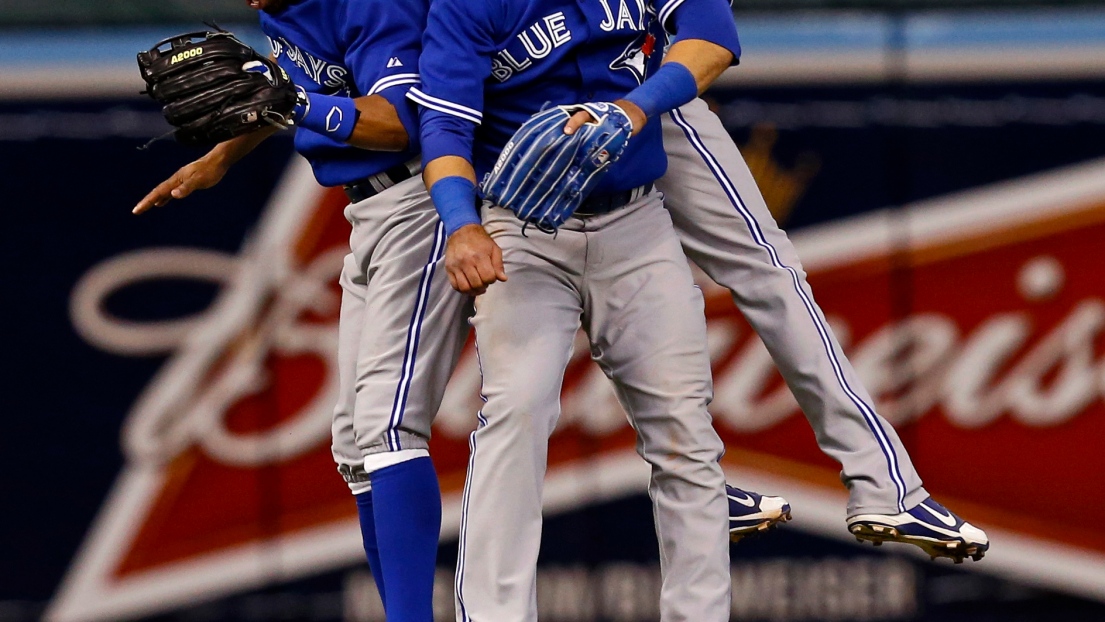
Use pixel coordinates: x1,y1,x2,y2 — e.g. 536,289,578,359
413,0,741,195
258,0,424,187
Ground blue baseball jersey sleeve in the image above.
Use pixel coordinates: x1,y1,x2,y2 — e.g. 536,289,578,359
414,0,740,195
259,0,424,187
658,0,741,59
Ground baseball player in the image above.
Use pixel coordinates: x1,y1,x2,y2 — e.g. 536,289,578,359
659,99,990,561
415,0,747,618
134,1,787,621
652,11,988,559
135,0,465,619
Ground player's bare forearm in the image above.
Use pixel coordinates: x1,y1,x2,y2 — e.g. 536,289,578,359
133,127,276,215
662,39,734,94
424,156,506,296
347,94,410,151
424,155,478,187
208,126,278,169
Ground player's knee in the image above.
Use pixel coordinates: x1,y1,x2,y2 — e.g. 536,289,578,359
494,384,561,427
636,415,724,467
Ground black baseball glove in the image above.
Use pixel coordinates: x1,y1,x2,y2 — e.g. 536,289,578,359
138,29,298,146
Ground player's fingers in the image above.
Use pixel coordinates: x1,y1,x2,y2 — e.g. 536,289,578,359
133,180,175,214
450,267,474,294
171,174,196,199
132,194,157,215
563,110,595,135
463,263,490,291
153,172,187,203
491,244,508,282
472,251,500,285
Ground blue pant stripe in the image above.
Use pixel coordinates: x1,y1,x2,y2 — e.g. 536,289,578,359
668,108,908,512
454,414,485,622
455,342,490,622
386,221,448,451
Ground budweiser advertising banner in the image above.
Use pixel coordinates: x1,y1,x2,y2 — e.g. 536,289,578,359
43,150,1105,621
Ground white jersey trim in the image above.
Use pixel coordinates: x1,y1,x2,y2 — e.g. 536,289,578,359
368,73,420,95
657,0,689,28
407,87,483,125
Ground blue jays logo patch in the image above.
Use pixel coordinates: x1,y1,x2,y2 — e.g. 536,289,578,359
610,32,657,85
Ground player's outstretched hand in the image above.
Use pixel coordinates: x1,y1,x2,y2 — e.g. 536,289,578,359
445,224,507,296
563,99,646,137
133,156,228,215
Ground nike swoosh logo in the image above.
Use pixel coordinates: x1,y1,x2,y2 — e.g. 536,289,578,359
728,493,756,508
919,503,958,527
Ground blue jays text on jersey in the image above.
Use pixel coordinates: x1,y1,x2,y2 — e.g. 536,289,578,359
257,0,425,188
413,0,741,196
268,35,352,95
490,7,658,86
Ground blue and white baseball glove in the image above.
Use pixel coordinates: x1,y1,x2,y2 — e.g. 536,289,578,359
482,102,633,232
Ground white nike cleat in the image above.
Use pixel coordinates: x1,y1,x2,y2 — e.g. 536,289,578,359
727,485,791,543
847,497,989,563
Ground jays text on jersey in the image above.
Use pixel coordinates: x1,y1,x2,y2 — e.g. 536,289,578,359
258,0,425,187
412,0,742,195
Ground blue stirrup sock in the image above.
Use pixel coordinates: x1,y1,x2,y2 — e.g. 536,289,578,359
354,491,387,607
370,456,443,622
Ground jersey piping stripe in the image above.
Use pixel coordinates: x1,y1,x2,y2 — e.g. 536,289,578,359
658,0,690,27
408,87,483,124
668,107,909,513
368,72,420,95
386,221,447,451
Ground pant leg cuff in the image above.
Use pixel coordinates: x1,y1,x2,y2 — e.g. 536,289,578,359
847,486,929,518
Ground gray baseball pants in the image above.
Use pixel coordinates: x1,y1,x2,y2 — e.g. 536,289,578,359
454,194,732,622
331,176,471,491
660,98,928,516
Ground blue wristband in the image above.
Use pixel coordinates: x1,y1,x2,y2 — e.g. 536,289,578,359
293,90,360,142
430,176,481,236
623,62,698,120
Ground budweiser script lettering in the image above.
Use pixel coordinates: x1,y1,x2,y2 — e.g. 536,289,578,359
72,248,1103,467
